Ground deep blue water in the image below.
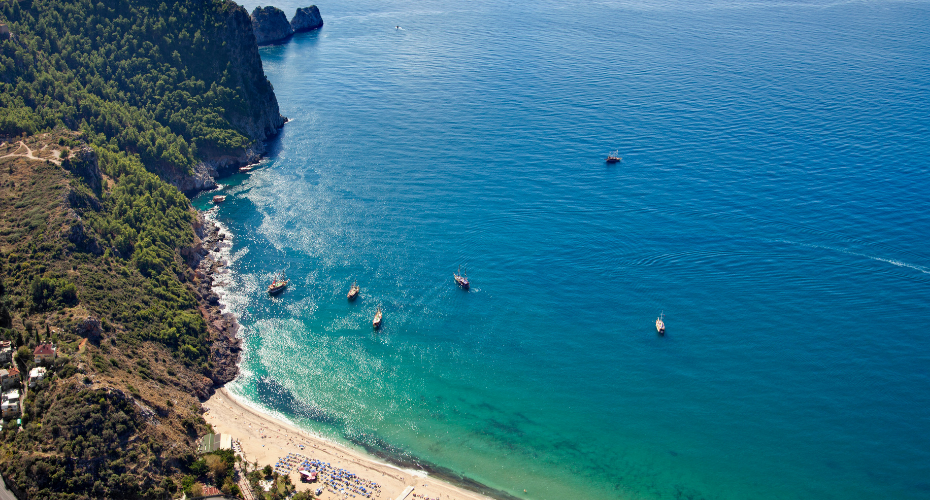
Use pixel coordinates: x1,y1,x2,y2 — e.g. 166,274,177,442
196,1,930,498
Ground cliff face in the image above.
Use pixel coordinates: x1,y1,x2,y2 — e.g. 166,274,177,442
291,6,324,32
169,3,287,192
251,6,294,45
220,4,286,147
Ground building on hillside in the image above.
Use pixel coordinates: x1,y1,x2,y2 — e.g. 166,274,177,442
0,369,10,390
7,366,19,386
28,367,47,388
0,345,12,365
198,433,233,454
196,485,224,498
1,390,20,419
34,343,57,364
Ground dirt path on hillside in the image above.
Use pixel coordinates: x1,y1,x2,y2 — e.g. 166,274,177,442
0,141,63,165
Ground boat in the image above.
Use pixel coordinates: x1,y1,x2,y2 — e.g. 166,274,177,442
372,306,383,329
656,311,665,335
212,195,227,204
454,266,469,290
268,275,288,295
606,150,622,163
347,280,360,301
239,166,253,173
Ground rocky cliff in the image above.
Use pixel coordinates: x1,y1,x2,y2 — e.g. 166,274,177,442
169,3,287,192
251,6,294,45
218,4,286,145
291,6,324,32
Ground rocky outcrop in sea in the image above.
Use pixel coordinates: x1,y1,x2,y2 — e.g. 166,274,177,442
251,6,294,45
251,5,324,45
291,6,324,32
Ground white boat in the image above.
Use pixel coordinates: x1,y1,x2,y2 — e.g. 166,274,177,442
656,312,665,335
372,306,383,329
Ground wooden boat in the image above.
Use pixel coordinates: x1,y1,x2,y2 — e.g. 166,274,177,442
372,306,383,329
454,266,469,290
347,280,360,301
606,150,622,163
268,276,288,295
212,195,227,204
656,311,665,335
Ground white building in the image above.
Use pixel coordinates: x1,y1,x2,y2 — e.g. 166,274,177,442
28,367,47,388
1,390,20,419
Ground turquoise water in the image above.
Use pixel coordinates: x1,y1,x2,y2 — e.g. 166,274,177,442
196,1,930,498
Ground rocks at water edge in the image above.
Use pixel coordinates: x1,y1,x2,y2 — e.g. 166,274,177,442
251,6,294,45
291,6,324,32
250,5,323,46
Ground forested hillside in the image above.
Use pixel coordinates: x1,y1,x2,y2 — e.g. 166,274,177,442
0,0,282,498
0,0,284,177
0,130,240,498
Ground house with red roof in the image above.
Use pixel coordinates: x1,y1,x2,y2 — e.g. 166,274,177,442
34,343,57,364
195,486,224,498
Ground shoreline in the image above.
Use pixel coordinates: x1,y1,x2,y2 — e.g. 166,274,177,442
204,386,501,500
195,208,517,500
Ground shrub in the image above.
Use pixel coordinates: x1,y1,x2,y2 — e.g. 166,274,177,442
30,277,78,310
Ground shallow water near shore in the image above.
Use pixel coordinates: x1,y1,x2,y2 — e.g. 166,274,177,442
195,0,930,498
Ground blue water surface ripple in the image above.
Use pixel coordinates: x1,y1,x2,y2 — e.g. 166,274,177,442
195,1,930,498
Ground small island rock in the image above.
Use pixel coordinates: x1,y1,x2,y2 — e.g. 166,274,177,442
251,6,294,45
291,6,324,32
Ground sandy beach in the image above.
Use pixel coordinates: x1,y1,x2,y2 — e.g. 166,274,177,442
203,387,496,500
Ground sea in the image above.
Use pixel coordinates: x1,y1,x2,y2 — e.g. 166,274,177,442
192,1,930,498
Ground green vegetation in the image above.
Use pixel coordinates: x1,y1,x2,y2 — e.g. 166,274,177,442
246,465,296,500
0,132,221,499
30,276,77,309
184,449,241,498
0,383,172,498
0,0,281,496
0,136,209,366
0,0,276,172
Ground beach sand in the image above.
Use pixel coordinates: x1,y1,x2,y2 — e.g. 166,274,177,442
204,387,495,500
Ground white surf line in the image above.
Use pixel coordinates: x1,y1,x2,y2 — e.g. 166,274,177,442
767,238,930,276
394,485,414,500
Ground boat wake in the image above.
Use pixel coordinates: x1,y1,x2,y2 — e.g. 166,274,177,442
766,238,930,276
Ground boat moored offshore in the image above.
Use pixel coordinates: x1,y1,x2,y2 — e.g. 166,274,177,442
454,266,469,290
347,280,360,301
373,306,383,329
268,276,288,295
656,312,665,335
606,150,622,163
